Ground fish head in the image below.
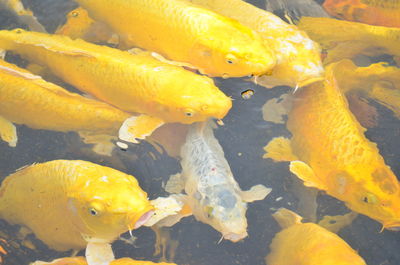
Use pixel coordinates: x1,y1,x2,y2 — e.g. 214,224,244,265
341,165,400,229
191,186,248,242
190,18,275,77
155,72,232,124
68,167,154,243
322,0,352,19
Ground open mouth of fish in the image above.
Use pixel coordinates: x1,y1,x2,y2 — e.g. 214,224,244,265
133,210,155,229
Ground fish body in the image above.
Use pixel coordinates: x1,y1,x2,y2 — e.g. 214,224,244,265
55,7,115,44
187,0,324,87
32,257,176,265
323,0,400,28
0,29,231,125
173,121,270,242
263,64,400,229
298,17,400,64
0,0,46,32
75,0,275,77
0,160,153,251
266,208,366,265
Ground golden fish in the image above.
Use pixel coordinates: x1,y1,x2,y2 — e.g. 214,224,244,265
55,7,116,44
298,17,400,64
0,29,231,131
75,0,275,78
32,257,176,265
329,59,400,119
323,0,400,28
263,64,400,229
266,208,366,265
0,160,154,251
0,58,162,149
0,0,46,32
186,0,324,88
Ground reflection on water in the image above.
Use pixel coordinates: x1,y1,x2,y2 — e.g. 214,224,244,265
0,0,400,265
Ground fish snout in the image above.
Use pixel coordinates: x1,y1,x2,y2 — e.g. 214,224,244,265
223,231,248,242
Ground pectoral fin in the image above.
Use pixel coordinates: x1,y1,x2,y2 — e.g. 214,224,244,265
262,94,292,124
318,212,358,233
263,137,298,162
118,115,164,144
241,184,271,202
290,161,326,189
0,116,17,147
272,208,303,229
164,173,185,194
85,242,114,265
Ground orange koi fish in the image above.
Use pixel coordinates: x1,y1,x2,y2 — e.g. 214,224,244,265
266,208,366,265
0,58,160,152
323,0,400,28
0,160,154,252
186,0,324,88
330,59,400,119
298,17,400,64
0,0,46,32
75,0,276,78
0,29,231,138
263,63,400,229
55,7,116,44
32,257,175,265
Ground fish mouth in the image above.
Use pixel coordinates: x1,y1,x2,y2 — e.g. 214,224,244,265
133,210,155,229
223,232,248,242
384,222,400,231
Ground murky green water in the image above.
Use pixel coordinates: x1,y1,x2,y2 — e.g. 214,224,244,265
1,0,400,265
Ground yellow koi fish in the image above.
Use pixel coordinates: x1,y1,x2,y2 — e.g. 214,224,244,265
32,257,176,265
323,0,400,28
0,29,231,133
0,160,154,252
55,7,116,44
330,59,400,119
186,0,324,88
0,58,161,150
263,64,400,229
0,0,46,32
298,17,400,64
75,0,275,78
266,208,366,265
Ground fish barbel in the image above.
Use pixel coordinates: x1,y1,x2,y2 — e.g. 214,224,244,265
264,64,400,229
0,160,154,252
0,29,231,130
75,0,275,78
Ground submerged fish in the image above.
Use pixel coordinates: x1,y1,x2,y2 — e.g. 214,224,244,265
266,208,366,265
32,257,175,265
0,58,161,150
298,17,400,64
0,160,154,251
75,0,275,78
0,0,46,32
323,0,400,28
0,29,231,135
263,64,400,229
330,59,400,119
187,0,324,88
166,121,271,242
55,7,116,44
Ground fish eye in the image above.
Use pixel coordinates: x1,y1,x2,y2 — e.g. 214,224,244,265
89,208,98,216
225,54,237,65
14,29,23,34
184,109,195,117
205,206,214,218
362,193,378,204
71,11,79,17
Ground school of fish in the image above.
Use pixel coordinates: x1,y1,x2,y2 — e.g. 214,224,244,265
0,0,400,264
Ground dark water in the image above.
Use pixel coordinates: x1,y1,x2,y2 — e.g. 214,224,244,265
0,0,400,265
